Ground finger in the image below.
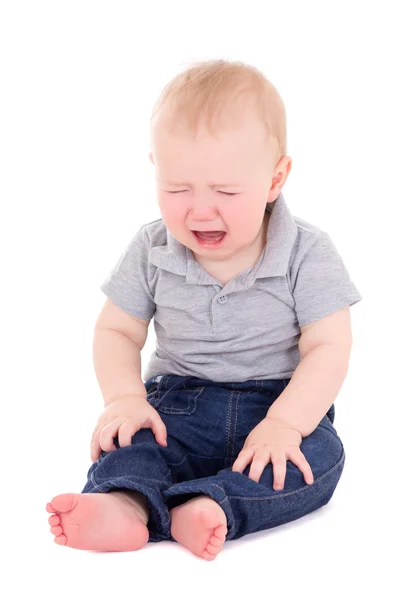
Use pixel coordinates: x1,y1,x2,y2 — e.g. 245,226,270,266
270,454,287,490
232,447,255,473
117,421,136,448
248,454,270,483
91,421,107,448
151,416,168,446
90,425,105,462
99,419,123,454
91,425,101,446
289,451,314,484
90,438,101,463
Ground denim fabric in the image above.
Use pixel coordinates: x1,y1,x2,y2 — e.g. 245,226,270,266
82,375,344,543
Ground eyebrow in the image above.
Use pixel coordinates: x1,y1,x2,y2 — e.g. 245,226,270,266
162,181,243,188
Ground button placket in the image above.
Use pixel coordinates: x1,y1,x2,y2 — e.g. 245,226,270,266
211,291,230,334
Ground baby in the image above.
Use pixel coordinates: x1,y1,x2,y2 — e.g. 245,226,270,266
46,59,362,560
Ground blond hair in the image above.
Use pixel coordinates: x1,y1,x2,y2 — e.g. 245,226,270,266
151,58,287,162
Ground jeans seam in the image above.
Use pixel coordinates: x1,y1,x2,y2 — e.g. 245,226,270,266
224,392,230,458
90,472,104,491
231,392,240,457
152,383,204,415
91,470,170,488
209,483,229,497
168,455,187,468
227,447,345,501
225,389,234,459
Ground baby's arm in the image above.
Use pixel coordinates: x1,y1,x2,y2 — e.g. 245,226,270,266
267,306,352,437
93,298,150,407
90,299,168,461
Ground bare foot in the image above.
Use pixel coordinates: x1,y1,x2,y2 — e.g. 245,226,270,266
46,490,150,552
170,495,228,561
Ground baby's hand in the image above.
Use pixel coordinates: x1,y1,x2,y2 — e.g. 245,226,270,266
231,416,314,491
90,394,168,463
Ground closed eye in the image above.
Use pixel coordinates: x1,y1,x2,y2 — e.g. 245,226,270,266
166,191,238,196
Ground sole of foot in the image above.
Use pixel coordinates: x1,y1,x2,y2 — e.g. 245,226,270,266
46,491,149,552
170,495,228,561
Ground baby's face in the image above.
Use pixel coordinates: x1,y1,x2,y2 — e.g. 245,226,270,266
150,115,282,263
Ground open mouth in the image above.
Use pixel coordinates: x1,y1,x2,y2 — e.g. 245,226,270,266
192,230,227,247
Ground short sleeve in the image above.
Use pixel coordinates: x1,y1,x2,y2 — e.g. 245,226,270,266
100,225,156,321
290,231,363,327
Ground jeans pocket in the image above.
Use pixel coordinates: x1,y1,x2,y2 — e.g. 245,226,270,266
147,378,205,415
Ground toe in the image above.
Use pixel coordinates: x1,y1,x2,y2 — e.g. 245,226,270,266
50,526,63,536
48,515,60,527
202,549,217,561
205,543,220,556
208,535,222,547
46,502,55,513
54,534,67,546
51,493,78,513
214,523,228,539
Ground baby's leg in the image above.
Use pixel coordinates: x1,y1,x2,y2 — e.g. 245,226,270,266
46,426,188,550
165,415,345,545
46,489,149,552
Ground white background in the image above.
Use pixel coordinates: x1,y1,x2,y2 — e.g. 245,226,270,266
2,1,398,598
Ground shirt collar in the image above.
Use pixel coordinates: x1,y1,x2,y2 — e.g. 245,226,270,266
148,191,298,290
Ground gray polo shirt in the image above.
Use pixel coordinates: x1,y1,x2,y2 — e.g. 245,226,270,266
100,192,362,382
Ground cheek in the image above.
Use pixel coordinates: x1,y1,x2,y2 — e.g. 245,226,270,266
225,203,266,241
158,197,185,226
223,200,259,227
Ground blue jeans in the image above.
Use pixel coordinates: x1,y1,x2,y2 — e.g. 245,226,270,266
82,375,344,542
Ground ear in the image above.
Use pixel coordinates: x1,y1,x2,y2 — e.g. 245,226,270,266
149,152,154,165
268,156,292,202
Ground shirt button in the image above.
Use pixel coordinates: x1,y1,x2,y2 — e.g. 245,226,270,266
218,295,228,304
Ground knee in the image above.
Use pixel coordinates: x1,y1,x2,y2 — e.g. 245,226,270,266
302,420,344,473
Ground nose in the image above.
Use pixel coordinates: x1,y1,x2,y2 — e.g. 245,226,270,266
190,211,221,231
190,199,219,221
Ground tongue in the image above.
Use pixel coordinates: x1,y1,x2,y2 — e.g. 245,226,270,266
196,231,225,240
